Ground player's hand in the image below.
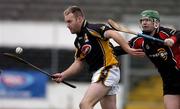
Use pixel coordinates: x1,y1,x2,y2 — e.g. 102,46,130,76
164,38,174,47
127,48,145,57
51,73,64,83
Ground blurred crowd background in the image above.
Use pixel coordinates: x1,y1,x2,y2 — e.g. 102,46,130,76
0,0,180,109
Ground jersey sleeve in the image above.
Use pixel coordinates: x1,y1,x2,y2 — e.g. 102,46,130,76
87,24,112,40
160,27,180,43
129,37,144,49
113,46,127,56
74,48,86,61
113,37,144,56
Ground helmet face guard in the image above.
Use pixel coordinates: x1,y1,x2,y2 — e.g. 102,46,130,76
140,10,160,22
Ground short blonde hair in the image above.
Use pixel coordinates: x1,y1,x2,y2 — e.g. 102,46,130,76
64,6,84,18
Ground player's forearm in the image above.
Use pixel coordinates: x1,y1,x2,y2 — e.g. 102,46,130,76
111,33,131,53
105,30,131,53
165,31,180,46
61,59,83,79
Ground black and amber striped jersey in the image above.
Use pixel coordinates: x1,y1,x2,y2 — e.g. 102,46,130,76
74,20,118,72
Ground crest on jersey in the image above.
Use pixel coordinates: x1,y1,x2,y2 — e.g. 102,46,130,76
149,48,168,60
100,26,106,31
145,44,150,49
157,48,168,60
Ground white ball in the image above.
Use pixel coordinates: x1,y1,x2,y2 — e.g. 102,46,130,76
15,47,23,54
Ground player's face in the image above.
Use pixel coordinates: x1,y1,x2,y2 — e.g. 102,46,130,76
64,13,82,34
139,18,155,32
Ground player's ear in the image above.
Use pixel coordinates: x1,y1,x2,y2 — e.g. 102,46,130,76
77,16,83,22
154,21,160,28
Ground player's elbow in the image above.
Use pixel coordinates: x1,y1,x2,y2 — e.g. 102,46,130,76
104,30,118,39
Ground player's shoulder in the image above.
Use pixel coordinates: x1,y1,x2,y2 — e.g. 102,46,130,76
159,26,176,34
87,22,110,31
131,36,144,42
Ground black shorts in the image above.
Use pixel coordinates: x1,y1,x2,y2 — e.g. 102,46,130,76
163,82,180,95
159,68,180,95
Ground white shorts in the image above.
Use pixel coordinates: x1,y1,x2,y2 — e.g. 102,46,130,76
91,65,120,95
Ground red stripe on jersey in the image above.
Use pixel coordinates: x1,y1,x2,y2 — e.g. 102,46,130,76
133,38,144,49
171,35,177,43
159,32,168,39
